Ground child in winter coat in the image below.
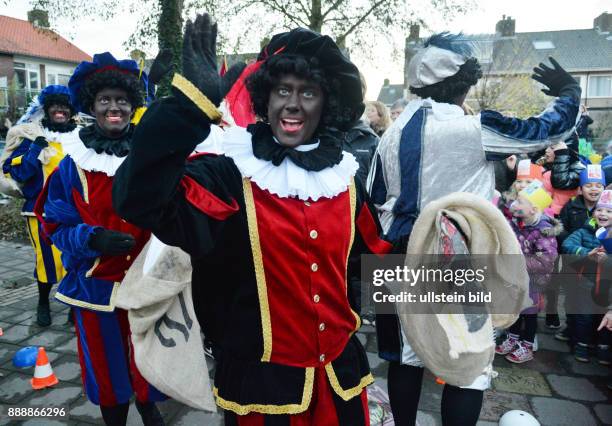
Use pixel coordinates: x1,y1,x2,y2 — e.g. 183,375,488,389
496,181,561,363
562,190,612,364
498,159,545,220
555,165,607,341
558,165,607,242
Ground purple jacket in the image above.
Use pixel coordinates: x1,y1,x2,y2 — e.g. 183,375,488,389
510,214,562,291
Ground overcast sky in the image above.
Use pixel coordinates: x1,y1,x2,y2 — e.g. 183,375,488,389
2,0,610,99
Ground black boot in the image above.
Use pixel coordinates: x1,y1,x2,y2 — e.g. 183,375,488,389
100,403,129,426
36,303,51,327
36,281,52,327
135,401,165,426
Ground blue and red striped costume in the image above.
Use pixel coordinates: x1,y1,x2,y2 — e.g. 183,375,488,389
36,144,165,406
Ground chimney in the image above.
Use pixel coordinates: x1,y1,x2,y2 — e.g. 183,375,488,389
383,78,390,86
594,12,612,33
495,15,515,37
408,24,420,42
28,9,50,28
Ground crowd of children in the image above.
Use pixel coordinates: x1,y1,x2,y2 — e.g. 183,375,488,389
495,156,612,373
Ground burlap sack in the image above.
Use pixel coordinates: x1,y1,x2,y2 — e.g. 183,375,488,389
116,238,216,412
393,192,530,386
0,122,43,196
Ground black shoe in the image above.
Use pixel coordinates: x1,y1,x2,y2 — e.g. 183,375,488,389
36,304,51,327
555,328,570,342
100,403,129,426
545,314,561,329
135,401,165,426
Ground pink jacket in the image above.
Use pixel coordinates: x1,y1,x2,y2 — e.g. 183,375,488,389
542,171,578,217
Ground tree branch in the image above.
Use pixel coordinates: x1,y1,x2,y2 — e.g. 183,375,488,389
321,0,345,20
262,0,309,27
336,0,386,44
293,0,311,18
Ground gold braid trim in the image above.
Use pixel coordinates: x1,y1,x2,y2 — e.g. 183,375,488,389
171,74,222,121
345,179,361,334
242,178,273,362
55,282,119,312
213,367,315,415
75,163,99,278
324,363,374,402
76,164,89,203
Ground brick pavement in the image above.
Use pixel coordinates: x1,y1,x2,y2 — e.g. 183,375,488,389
0,240,610,425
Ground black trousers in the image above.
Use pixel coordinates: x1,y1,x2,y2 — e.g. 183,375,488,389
388,362,484,426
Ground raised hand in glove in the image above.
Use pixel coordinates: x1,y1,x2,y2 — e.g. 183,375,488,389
148,48,173,86
88,228,135,256
182,13,246,106
33,136,48,148
532,57,578,97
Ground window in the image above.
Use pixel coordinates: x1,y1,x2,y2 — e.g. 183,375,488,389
13,62,26,88
588,75,612,97
58,74,71,86
28,70,39,90
472,40,494,64
47,74,57,85
533,40,555,49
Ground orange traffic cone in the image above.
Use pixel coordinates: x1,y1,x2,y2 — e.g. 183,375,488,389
30,347,59,389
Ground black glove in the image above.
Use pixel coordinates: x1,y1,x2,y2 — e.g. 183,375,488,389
88,228,135,256
148,48,173,86
181,13,246,106
33,136,48,148
532,57,578,98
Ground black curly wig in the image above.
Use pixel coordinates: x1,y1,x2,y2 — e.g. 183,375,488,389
43,93,76,118
246,54,344,131
410,58,483,103
79,69,144,114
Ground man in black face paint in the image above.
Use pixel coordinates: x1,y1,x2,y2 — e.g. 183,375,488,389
114,13,391,425
35,52,169,426
2,85,78,327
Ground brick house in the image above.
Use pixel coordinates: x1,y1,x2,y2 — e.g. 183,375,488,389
0,10,91,115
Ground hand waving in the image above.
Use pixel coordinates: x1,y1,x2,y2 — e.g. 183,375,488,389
532,57,577,97
182,13,246,106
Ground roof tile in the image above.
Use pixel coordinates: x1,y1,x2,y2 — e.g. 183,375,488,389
0,15,91,63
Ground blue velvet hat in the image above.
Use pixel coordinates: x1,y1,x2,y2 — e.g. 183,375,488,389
16,85,73,124
68,52,149,113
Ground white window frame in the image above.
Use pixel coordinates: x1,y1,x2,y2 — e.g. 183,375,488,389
571,74,587,99
28,69,40,90
47,73,57,85
587,74,612,98
57,74,71,86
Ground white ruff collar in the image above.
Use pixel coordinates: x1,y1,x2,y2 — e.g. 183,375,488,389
60,130,126,176
222,126,358,201
42,126,80,144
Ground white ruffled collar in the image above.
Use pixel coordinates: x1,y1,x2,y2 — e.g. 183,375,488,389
222,126,358,201
42,126,80,143
60,130,127,176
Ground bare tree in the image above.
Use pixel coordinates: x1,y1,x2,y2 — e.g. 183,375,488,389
469,36,548,117
25,0,474,54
